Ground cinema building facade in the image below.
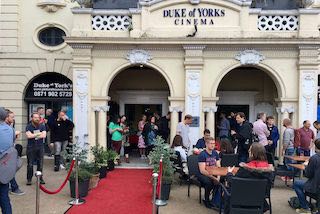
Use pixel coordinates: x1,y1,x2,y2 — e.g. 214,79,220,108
1,0,320,157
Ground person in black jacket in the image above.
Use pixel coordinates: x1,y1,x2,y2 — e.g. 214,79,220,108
51,111,74,171
231,112,253,163
158,112,171,143
293,138,320,214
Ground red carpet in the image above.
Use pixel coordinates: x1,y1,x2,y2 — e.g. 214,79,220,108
67,169,153,214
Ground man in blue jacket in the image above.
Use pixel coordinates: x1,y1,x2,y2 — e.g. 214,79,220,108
0,107,15,214
266,116,280,157
293,138,320,214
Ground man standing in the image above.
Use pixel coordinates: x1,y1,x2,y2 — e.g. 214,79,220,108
26,112,46,185
253,112,270,148
217,112,230,139
282,118,295,171
0,107,15,213
45,108,55,156
158,112,171,143
298,120,315,156
231,112,252,163
197,137,220,209
195,129,211,149
266,116,280,156
51,111,74,171
5,110,25,196
176,115,193,151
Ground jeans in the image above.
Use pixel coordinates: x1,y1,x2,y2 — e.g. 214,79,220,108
54,141,68,164
284,148,295,171
9,177,19,192
293,179,309,209
197,174,215,202
27,146,44,181
0,183,12,214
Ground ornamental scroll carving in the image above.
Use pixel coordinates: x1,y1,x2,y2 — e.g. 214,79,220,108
126,50,152,65
37,0,66,13
235,50,265,65
302,73,316,118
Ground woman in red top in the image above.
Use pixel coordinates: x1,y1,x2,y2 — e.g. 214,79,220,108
224,143,274,214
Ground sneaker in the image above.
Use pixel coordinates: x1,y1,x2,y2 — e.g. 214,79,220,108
60,164,66,170
54,166,59,172
26,181,32,186
296,208,311,214
125,158,130,163
40,178,45,185
10,189,25,196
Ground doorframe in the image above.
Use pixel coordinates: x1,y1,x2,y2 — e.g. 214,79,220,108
117,90,169,116
217,91,258,123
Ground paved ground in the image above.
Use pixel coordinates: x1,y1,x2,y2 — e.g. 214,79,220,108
11,157,298,214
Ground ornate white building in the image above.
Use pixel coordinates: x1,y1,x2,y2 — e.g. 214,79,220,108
1,0,320,157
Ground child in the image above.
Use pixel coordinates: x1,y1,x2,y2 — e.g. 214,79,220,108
137,115,147,159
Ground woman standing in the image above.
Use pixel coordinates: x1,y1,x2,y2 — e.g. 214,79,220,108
120,115,130,163
142,115,158,155
137,114,147,159
109,115,123,164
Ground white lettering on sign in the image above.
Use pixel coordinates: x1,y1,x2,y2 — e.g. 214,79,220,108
32,82,73,98
163,8,225,26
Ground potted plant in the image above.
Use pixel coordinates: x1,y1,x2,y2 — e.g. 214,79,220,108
63,143,92,198
149,136,175,200
91,145,108,179
69,168,92,198
82,162,100,190
106,149,117,171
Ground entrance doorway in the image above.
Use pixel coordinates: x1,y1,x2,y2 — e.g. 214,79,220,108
108,66,171,166
24,72,73,120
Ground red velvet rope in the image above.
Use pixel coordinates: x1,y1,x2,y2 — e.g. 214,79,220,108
39,159,76,195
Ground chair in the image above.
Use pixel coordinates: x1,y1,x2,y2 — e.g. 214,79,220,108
187,155,203,204
305,188,320,212
171,151,186,185
220,177,268,214
221,153,239,167
271,153,295,187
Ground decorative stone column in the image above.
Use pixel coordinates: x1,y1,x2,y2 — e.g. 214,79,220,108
183,45,205,149
98,105,109,148
203,106,218,137
91,106,100,147
71,44,93,149
169,106,183,145
298,46,320,126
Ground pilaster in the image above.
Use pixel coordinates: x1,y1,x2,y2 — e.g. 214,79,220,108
183,45,205,148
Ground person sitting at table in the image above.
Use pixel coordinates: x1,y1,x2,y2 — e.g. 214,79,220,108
225,143,274,214
197,137,221,209
293,138,320,214
195,129,211,149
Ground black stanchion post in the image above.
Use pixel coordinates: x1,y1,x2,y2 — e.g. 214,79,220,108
69,156,85,205
35,171,42,214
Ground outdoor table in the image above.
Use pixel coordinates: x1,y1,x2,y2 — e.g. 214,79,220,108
207,167,239,176
288,164,306,179
284,155,310,162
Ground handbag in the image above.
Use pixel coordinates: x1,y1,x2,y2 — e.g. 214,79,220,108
0,146,21,184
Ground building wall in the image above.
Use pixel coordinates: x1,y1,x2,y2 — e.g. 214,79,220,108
0,0,76,146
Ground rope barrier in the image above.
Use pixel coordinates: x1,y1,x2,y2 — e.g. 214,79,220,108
156,157,163,197
39,159,75,195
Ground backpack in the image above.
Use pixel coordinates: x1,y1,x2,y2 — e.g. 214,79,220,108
294,129,301,148
288,196,300,209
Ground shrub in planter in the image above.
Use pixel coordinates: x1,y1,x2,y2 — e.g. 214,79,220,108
69,169,92,198
148,136,175,200
91,145,109,179
106,150,117,171
82,162,100,190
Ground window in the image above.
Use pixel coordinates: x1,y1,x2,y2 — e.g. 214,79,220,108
38,27,66,46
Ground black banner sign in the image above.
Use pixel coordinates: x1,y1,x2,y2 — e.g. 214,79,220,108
25,73,73,100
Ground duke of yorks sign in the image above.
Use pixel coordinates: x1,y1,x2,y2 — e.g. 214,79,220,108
163,7,226,25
